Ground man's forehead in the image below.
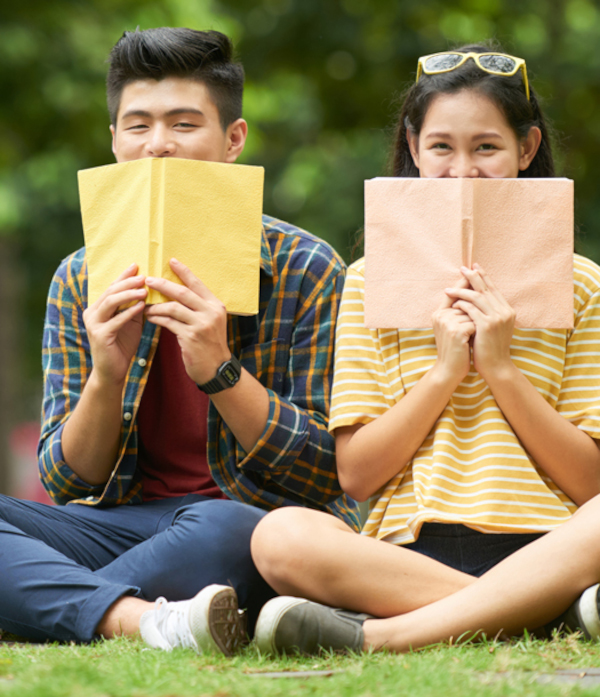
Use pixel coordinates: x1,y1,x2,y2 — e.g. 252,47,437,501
117,77,216,120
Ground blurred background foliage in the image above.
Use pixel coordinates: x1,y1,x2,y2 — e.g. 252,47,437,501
2,0,600,466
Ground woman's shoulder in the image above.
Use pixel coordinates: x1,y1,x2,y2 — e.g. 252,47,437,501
574,254,600,295
346,257,366,278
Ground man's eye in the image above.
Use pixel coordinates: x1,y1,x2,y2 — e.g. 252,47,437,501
126,124,148,131
175,122,197,128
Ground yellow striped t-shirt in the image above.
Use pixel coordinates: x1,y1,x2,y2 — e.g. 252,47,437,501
329,254,600,544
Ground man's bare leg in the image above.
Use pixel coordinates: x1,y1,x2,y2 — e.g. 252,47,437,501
96,596,153,638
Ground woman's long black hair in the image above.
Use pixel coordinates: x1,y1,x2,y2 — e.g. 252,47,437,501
392,42,555,178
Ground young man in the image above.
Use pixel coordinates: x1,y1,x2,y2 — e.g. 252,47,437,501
0,27,358,655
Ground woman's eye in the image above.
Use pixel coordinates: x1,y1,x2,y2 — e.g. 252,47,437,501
432,142,451,150
478,143,497,151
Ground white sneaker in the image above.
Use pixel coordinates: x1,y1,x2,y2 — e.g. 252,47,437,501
139,584,246,656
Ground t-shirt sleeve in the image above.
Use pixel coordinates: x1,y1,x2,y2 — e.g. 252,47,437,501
329,260,401,432
557,255,600,437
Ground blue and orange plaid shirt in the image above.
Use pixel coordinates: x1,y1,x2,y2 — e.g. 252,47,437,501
39,215,360,530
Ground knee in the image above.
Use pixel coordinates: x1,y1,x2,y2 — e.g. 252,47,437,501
251,507,324,587
176,499,266,539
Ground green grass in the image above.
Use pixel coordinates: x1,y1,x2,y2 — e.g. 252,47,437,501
2,635,600,697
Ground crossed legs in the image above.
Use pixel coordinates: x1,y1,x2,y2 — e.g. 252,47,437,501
251,495,600,652
0,495,272,643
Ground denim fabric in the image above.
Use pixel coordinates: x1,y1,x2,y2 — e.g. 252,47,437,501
0,495,275,643
404,523,544,577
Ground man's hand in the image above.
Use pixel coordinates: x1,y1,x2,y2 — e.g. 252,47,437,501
83,264,147,387
144,258,231,385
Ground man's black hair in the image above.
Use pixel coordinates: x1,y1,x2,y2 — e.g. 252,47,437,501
107,27,244,130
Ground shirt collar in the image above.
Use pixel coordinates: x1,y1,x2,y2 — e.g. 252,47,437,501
260,225,273,277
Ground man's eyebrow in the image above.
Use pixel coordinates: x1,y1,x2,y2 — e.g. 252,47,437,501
120,108,205,119
165,108,205,117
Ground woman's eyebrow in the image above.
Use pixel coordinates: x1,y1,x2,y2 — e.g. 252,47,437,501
472,132,503,140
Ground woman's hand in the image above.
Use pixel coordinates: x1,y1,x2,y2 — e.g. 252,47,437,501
432,275,476,385
445,264,515,382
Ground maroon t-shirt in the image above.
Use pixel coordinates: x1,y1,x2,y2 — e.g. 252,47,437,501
136,328,227,501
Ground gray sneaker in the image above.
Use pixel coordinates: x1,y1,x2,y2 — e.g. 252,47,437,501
254,596,370,655
546,583,600,639
139,584,246,656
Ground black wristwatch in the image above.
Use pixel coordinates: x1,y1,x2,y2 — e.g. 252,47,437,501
197,354,242,394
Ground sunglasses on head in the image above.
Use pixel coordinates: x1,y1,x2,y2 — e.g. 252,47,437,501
416,51,530,101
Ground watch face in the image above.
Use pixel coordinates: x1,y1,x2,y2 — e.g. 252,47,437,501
222,365,239,384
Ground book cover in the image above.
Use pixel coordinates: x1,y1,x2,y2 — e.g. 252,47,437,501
364,177,574,329
79,158,264,315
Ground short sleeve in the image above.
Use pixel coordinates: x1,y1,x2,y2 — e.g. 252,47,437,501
329,259,403,432
557,255,600,437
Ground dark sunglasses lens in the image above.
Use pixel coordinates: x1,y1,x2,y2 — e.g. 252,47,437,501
479,54,517,73
423,54,463,72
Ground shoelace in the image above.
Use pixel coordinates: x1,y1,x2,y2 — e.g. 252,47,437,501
153,597,196,650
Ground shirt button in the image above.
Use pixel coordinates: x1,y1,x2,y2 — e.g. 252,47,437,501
138,358,147,367
124,412,133,421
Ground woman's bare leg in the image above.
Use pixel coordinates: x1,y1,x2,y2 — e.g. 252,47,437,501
363,495,600,652
251,507,475,617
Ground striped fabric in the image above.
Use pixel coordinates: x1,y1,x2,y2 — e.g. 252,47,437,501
329,254,600,544
39,214,360,530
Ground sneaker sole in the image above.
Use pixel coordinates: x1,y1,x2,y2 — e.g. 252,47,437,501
254,596,307,655
189,584,246,656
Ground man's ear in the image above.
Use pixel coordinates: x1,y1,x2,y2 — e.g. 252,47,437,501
406,128,420,170
519,126,542,171
224,118,248,163
110,125,117,159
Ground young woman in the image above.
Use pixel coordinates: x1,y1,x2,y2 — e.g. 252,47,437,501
250,45,600,654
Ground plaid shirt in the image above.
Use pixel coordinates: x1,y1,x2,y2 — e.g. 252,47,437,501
39,215,360,529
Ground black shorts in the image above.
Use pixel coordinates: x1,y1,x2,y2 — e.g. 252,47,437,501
403,523,545,577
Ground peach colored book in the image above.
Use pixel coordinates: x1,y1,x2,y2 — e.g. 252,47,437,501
364,178,574,329
79,158,264,315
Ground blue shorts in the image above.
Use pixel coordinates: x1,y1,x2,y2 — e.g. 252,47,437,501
403,523,545,577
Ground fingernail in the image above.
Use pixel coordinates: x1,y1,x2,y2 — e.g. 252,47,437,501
146,277,155,284
171,258,180,264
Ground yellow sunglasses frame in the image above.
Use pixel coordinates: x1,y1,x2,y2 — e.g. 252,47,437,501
416,51,530,101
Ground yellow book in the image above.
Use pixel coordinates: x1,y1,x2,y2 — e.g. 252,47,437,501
78,158,264,315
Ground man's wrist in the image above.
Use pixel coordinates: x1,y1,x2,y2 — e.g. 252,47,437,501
87,368,127,398
197,354,242,394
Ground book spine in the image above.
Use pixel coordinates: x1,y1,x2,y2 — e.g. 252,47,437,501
148,159,166,301
461,179,474,268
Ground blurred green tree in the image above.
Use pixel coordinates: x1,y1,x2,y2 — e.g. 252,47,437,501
2,0,600,490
